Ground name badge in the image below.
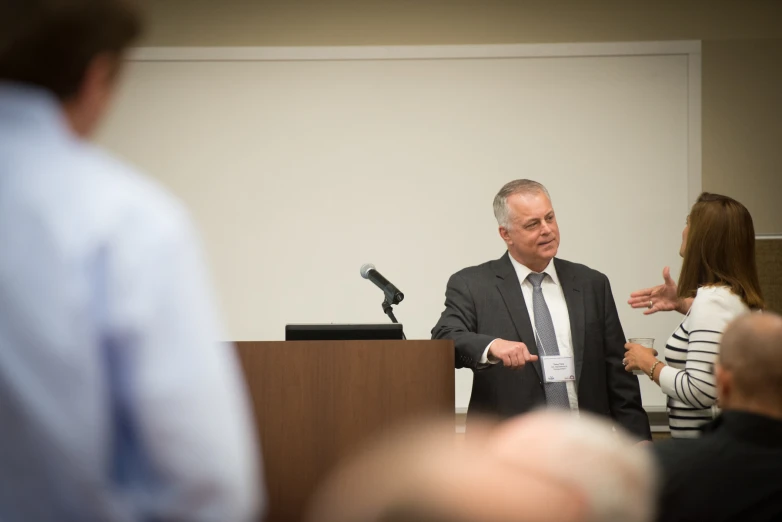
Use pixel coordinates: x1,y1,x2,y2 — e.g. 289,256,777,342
541,356,576,382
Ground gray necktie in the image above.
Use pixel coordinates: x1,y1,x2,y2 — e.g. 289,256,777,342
527,272,571,409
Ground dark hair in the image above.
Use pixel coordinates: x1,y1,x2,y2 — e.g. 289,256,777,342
0,0,143,100
677,192,764,309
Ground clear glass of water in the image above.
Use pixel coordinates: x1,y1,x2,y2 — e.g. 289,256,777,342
627,337,655,376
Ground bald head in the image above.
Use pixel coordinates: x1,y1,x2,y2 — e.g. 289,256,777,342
488,411,657,522
718,312,782,416
305,412,659,522
304,417,588,522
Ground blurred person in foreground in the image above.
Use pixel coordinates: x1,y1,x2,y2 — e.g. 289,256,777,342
305,411,657,522
0,1,262,521
490,411,658,522
654,313,782,522
625,193,764,437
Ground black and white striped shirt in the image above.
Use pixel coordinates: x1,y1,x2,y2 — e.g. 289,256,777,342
660,286,748,438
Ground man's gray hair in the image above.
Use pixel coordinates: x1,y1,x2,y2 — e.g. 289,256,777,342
492,179,551,230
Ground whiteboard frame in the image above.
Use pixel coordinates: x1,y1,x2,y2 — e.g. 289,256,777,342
129,40,702,204
127,41,703,418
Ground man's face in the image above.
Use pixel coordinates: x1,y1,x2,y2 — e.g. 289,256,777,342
499,191,560,272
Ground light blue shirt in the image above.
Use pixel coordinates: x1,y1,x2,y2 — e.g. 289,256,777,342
0,84,263,522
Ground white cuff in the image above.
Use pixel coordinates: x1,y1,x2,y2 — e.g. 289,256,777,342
479,339,501,365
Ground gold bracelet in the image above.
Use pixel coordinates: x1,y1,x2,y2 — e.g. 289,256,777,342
649,361,662,380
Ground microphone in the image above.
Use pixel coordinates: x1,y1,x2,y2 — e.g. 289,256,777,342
360,263,404,305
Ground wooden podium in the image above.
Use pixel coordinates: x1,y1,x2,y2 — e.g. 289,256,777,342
234,340,455,522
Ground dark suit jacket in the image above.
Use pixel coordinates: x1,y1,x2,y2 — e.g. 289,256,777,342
431,253,651,440
654,411,782,522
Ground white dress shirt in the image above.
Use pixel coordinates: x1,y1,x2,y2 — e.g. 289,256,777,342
481,256,579,411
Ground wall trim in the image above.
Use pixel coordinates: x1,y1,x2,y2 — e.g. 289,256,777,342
130,40,701,62
687,51,702,207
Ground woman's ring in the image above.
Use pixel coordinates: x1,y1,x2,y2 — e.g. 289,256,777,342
648,300,653,309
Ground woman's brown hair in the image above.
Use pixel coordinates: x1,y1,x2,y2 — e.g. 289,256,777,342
677,192,764,309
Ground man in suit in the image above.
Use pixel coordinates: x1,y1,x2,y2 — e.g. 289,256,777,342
432,179,650,440
653,312,782,522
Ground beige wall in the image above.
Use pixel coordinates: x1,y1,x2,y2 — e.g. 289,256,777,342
702,39,782,233
137,0,782,233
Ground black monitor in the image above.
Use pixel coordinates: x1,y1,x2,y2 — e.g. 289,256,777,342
285,323,404,341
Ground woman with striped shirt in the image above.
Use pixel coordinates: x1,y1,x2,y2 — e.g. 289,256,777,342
624,193,764,438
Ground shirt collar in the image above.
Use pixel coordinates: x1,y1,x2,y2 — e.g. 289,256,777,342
0,82,70,137
707,410,782,448
507,254,560,287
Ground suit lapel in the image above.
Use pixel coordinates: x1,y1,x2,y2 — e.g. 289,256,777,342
554,258,586,383
493,253,543,380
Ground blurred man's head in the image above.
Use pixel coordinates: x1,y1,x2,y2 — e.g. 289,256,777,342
306,412,657,522
489,411,657,522
717,312,782,419
304,417,588,522
0,0,143,137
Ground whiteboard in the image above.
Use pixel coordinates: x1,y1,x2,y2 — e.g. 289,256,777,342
97,42,701,410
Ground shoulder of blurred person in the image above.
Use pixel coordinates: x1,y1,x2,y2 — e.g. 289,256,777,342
0,0,204,258
653,413,782,522
0,2,263,521
652,416,726,482
3,122,193,255
652,432,720,522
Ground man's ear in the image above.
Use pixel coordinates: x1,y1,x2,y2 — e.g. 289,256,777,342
64,52,121,137
83,52,120,96
715,364,731,407
499,227,511,244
